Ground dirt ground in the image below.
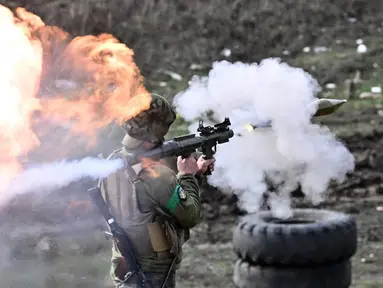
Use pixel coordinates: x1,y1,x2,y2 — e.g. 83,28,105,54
177,196,383,288
180,160,383,288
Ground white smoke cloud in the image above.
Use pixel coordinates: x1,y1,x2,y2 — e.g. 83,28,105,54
0,157,123,204
173,58,355,219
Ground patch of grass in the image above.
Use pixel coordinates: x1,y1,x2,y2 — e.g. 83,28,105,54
0,250,112,288
349,98,383,110
149,67,210,99
289,36,383,89
354,69,383,95
353,280,383,288
291,49,352,69
167,116,190,138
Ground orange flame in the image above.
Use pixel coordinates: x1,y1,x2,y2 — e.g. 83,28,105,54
0,6,42,186
0,5,151,187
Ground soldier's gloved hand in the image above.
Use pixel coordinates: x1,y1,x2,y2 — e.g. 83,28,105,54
196,156,215,175
177,155,199,175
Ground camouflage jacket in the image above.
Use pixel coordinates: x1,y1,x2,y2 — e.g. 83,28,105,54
101,146,203,282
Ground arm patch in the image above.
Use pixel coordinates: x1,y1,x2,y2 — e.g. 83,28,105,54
178,186,187,201
164,184,186,214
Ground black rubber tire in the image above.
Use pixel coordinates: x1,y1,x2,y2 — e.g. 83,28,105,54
233,258,352,288
233,209,357,266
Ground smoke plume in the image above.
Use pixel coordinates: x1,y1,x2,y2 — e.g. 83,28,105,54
173,59,355,219
0,157,124,205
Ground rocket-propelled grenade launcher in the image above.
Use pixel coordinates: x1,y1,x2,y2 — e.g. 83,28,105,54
117,117,234,175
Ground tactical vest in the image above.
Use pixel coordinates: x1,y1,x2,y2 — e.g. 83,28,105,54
100,149,187,265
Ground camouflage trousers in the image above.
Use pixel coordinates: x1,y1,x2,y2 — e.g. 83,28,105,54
114,271,176,288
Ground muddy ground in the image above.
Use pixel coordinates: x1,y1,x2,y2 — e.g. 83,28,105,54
178,198,383,288
0,103,381,288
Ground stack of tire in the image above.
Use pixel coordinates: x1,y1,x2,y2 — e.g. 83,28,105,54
232,209,358,288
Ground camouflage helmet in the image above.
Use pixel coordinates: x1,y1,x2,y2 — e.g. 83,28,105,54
123,93,176,142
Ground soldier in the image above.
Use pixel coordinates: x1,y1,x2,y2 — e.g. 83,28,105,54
100,93,215,288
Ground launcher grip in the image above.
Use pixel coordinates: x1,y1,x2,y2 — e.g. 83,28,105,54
202,143,215,175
